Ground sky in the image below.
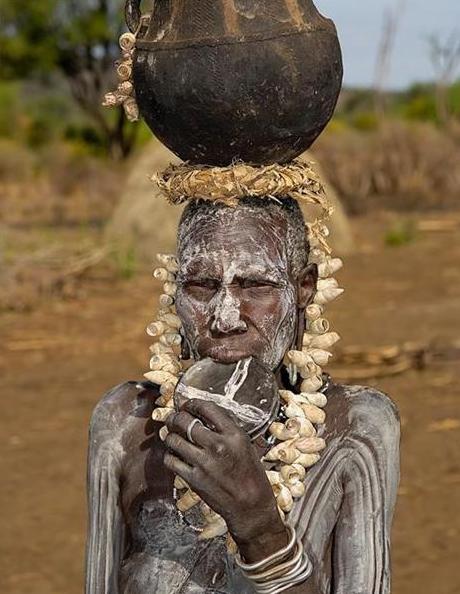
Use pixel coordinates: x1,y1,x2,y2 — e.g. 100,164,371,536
317,0,460,89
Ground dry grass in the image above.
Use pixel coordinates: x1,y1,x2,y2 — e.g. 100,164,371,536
314,121,460,214
0,141,124,227
0,140,136,311
0,239,114,311
1,122,459,311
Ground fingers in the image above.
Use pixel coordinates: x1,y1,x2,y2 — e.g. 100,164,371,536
164,432,203,466
163,451,193,482
165,410,215,448
182,399,240,434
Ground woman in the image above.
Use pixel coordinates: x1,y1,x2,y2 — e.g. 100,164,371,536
85,196,400,593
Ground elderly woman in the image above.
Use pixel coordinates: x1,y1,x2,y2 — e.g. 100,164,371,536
85,196,400,594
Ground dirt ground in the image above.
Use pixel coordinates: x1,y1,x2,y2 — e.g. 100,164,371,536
1,211,459,594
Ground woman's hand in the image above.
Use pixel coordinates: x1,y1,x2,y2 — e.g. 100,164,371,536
164,398,289,560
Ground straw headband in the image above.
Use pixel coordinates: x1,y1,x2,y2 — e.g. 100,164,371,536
152,160,334,254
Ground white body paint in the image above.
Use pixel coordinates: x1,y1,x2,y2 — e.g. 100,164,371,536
176,206,299,370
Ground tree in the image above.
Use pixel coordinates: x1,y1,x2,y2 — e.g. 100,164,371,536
0,0,141,159
373,0,407,116
428,31,460,129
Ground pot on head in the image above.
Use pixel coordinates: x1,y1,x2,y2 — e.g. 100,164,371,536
127,0,343,166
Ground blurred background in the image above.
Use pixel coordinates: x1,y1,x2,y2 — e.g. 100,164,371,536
0,1,459,593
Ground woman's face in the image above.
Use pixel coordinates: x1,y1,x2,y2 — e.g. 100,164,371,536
175,208,306,370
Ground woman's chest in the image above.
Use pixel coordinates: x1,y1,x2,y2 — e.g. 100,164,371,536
120,496,253,593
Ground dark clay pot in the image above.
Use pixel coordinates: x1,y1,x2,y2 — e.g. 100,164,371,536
127,0,343,166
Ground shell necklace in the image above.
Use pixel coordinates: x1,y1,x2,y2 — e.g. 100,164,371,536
145,223,343,542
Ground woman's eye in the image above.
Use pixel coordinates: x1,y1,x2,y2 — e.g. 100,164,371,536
241,279,274,290
184,279,219,298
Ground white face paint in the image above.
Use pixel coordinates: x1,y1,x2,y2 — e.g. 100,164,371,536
175,207,299,370
211,288,248,335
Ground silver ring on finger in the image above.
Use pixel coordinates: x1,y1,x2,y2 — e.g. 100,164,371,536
186,418,204,445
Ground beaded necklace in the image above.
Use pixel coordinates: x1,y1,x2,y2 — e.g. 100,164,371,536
146,222,343,543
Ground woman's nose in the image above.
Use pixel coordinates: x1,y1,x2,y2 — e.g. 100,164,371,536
210,288,248,335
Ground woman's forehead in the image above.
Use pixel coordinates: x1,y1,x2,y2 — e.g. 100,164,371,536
179,207,288,250
178,209,289,273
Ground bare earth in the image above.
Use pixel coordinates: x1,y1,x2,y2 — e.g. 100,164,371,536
1,211,459,594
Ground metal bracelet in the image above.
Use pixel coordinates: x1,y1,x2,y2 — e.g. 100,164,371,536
236,528,313,594
256,562,313,594
257,563,313,594
256,553,312,592
248,539,303,582
235,524,296,573
254,553,307,591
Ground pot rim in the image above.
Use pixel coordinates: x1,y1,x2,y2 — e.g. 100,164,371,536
136,24,338,52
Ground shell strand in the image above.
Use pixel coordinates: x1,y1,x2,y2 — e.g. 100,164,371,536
102,32,140,121
146,218,342,541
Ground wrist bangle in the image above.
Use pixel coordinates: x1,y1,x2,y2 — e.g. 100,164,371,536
256,555,312,593
257,563,312,594
235,524,296,572
235,524,313,594
248,538,302,581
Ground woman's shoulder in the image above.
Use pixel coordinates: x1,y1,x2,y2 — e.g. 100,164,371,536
338,382,398,417
327,381,399,422
325,381,400,450
89,380,160,432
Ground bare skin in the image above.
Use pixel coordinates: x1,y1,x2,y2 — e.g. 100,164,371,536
170,209,317,565
85,207,400,594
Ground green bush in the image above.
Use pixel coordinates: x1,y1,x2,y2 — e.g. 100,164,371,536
64,124,107,156
351,111,379,131
110,244,138,280
384,220,417,247
448,82,460,117
0,81,21,137
0,139,35,181
403,95,437,122
25,117,53,147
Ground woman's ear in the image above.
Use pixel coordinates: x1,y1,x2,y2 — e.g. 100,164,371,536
180,327,191,360
292,263,317,355
297,263,318,308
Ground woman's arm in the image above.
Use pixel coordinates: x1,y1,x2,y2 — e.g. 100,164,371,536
331,391,400,594
85,390,127,594
255,389,399,594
